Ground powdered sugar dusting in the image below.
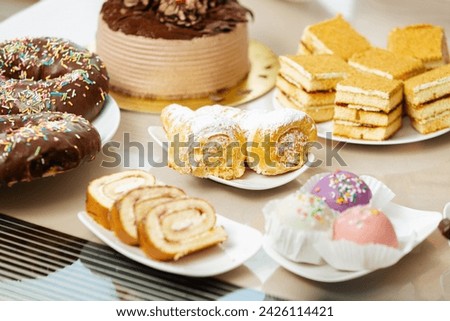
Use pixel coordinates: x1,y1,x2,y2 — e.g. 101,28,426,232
189,114,241,139
196,105,243,120
259,109,308,131
161,104,194,132
162,104,312,140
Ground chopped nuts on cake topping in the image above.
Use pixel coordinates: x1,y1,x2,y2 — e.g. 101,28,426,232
158,0,208,27
123,0,149,7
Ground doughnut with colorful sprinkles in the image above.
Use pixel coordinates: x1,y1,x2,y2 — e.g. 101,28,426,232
0,37,109,121
0,112,101,187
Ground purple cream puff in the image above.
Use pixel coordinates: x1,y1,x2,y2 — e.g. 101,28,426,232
311,170,372,212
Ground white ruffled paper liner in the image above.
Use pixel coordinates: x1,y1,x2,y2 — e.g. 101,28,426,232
314,236,416,271
263,199,331,265
300,172,415,272
298,173,396,211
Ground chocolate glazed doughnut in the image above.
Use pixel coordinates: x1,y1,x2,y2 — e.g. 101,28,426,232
0,37,109,121
0,112,101,187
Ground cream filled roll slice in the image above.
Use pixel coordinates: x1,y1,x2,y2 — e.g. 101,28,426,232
86,170,157,229
171,114,247,180
160,104,194,137
244,109,317,176
138,198,227,261
110,186,186,245
161,104,246,180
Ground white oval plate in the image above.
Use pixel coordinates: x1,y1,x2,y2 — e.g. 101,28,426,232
92,96,121,146
263,202,442,283
148,126,312,190
273,89,450,145
78,211,262,278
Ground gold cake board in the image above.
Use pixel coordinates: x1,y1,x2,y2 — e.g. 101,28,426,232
110,40,279,113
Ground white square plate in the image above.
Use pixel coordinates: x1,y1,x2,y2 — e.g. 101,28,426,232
78,211,262,277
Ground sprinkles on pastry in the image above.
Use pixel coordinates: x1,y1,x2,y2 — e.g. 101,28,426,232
0,112,101,187
0,37,109,121
312,170,373,212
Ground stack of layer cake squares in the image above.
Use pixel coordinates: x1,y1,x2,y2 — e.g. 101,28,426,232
404,64,450,134
334,73,403,140
276,55,351,123
276,15,368,124
276,13,450,139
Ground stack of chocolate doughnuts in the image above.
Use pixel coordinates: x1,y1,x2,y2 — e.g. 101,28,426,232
0,37,110,186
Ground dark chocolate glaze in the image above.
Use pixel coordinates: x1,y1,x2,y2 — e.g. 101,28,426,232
439,218,450,240
0,37,109,121
100,0,251,40
0,112,101,187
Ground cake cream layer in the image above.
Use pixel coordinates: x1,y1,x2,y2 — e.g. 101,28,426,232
406,96,450,121
335,73,403,112
275,90,334,123
333,116,402,141
276,75,335,107
410,110,450,134
297,42,312,55
278,54,350,92
96,18,250,99
404,64,450,105
334,104,402,127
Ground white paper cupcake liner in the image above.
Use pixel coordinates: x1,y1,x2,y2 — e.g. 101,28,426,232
298,173,395,211
263,199,331,265
314,235,416,271
360,175,396,210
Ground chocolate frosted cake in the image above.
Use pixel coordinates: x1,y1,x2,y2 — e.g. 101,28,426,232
96,0,251,99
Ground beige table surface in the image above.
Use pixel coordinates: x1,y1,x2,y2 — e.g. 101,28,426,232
0,0,449,300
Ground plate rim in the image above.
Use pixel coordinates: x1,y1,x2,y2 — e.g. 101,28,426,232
78,211,263,278
262,236,370,283
262,202,442,283
315,119,450,146
272,89,450,146
147,125,312,191
92,96,121,146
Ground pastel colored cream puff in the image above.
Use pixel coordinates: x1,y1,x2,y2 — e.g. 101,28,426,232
311,170,372,212
333,205,398,248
